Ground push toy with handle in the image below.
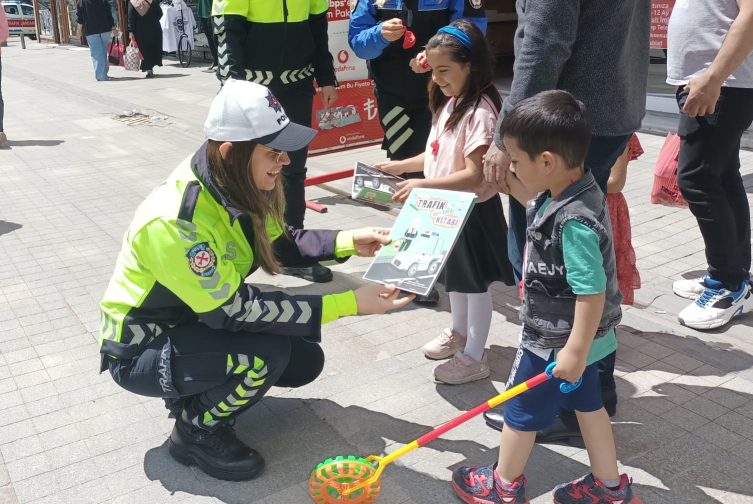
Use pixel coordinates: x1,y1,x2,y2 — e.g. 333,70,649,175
309,361,581,503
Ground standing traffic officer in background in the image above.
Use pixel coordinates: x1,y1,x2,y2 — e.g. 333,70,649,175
348,0,487,303
212,0,339,284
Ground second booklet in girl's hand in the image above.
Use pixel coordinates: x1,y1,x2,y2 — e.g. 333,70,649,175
363,188,477,296
351,162,405,209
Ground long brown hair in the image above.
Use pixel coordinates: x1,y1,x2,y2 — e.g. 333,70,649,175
426,19,502,132
207,140,285,275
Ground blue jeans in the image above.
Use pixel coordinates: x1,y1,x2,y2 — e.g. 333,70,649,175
507,134,631,410
86,32,111,81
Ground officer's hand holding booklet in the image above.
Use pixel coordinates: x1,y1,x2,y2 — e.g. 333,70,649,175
351,162,478,297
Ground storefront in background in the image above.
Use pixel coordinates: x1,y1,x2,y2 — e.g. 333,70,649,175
34,0,125,45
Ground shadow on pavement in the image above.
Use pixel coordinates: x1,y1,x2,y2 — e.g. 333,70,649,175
0,221,22,237
140,324,753,504
110,74,190,80
2,139,64,148
143,397,494,504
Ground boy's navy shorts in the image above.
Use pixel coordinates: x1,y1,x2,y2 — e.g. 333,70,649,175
503,346,604,432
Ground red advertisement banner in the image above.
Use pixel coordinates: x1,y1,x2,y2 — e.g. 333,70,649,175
650,0,675,50
8,19,36,28
309,79,383,154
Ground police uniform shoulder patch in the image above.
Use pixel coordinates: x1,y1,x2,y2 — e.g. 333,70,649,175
187,242,217,277
469,0,483,8
350,0,358,13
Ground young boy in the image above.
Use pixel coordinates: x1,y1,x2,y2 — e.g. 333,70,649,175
452,90,641,504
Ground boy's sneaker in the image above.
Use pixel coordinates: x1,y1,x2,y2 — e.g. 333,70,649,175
553,473,642,504
672,275,710,300
0,132,6,146
678,279,753,330
434,351,489,385
422,328,466,360
452,464,529,504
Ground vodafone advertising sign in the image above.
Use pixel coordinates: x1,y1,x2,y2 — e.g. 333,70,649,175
310,0,382,153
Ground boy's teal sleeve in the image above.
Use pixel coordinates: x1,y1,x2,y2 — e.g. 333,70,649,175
321,291,358,324
561,221,606,295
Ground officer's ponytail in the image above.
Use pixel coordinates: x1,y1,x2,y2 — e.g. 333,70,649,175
207,140,285,275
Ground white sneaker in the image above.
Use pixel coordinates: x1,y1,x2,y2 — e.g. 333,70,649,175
422,328,466,360
0,132,6,146
673,275,710,300
678,279,753,330
433,352,490,385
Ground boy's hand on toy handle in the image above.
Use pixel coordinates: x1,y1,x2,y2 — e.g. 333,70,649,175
352,228,391,257
484,144,511,195
355,284,415,314
381,18,406,42
374,160,405,176
551,347,587,384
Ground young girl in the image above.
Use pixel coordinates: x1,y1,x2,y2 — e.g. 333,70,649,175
348,0,487,305
377,19,514,384
607,133,643,305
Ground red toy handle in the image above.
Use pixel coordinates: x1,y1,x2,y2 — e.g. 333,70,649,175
415,370,550,447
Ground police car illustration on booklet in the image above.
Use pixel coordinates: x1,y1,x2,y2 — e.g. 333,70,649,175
363,188,477,296
351,162,405,209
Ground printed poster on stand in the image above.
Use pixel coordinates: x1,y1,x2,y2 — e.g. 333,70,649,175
310,0,383,154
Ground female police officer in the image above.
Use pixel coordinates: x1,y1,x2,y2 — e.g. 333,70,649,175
98,79,413,482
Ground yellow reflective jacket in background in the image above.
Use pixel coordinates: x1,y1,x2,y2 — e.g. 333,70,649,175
212,0,337,93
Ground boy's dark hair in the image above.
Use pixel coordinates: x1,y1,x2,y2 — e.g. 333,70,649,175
425,19,501,132
499,90,591,169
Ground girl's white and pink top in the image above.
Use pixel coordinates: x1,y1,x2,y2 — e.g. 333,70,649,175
423,95,499,202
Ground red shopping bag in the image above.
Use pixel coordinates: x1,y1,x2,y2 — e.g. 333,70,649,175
108,36,124,67
651,133,688,208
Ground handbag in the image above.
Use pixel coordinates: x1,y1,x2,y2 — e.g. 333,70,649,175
107,36,124,66
650,132,688,208
129,0,152,16
124,42,141,72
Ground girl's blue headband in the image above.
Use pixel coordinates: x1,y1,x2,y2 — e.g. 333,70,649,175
437,26,472,51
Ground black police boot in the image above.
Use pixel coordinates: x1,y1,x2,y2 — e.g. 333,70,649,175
164,398,186,419
414,288,439,304
535,415,584,448
483,407,505,432
168,417,265,481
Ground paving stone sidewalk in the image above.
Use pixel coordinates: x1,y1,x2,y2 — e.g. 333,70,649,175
1,39,753,504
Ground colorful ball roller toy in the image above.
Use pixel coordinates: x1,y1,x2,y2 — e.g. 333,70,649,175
309,361,581,503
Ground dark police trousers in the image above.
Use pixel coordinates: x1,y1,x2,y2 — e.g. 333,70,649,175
108,322,324,431
275,86,316,230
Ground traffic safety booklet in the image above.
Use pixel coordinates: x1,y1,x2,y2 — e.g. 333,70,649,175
351,162,404,209
363,188,477,296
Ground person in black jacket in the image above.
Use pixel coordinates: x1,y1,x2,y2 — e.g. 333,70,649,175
76,0,119,81
212,0,338,284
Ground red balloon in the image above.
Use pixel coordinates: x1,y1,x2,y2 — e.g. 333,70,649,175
403,30,416,49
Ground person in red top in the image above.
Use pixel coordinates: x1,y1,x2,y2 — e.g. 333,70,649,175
0,4,8,146
606,133,643,306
